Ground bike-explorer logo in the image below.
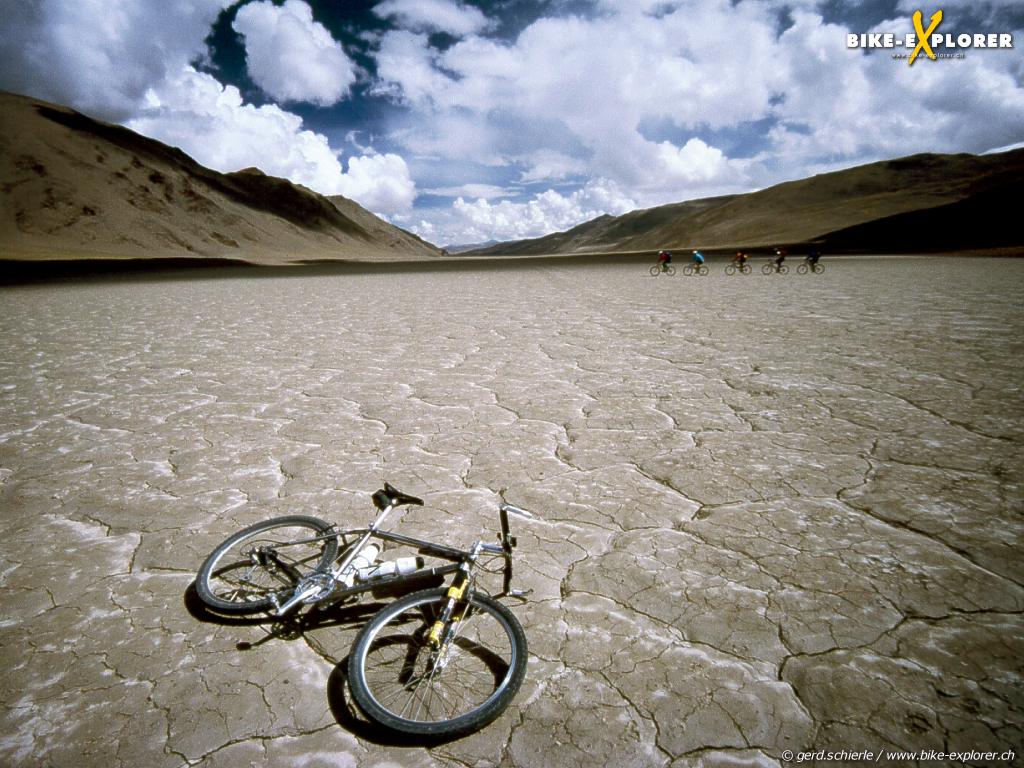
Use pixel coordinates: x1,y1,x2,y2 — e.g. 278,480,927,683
847,9,1015,65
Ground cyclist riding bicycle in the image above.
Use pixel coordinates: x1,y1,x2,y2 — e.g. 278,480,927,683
773,247,788,271
657,250,673,272
733,251,749,266
805,249,821,265
691,249,705,266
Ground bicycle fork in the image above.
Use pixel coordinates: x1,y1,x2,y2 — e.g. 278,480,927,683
427,574,471,652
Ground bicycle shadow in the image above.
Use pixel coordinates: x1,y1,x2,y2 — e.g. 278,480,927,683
184,579,382,647
325,659,464,747
183,581,465,747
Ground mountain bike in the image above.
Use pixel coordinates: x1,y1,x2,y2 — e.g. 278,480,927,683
195,483,532,739
797,261,824,274
650,264,676,276
725,263,751,275
683,263,709,276
762,262,789,275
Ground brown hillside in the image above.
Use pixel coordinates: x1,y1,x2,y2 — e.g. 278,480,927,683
0,91,442,264
468,149,1024,256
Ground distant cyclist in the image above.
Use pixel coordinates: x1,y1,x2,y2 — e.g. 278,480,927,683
733,251,749,267
691,249,705,266
805,248,821,266
772,246,788,272
657,250,673,272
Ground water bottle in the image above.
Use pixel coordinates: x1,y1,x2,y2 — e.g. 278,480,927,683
358,556,424,581
338,543,380,587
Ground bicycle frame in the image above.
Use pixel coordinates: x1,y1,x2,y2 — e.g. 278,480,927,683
268,497,528,616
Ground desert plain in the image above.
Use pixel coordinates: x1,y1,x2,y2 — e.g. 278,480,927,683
0,254,1022,767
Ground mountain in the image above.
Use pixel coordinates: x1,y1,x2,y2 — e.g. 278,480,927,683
443,239,500,254
465,149,1024,256
0,91,442,264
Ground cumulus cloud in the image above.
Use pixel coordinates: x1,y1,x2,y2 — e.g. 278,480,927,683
0,0,229,121
335,153,417,215
373,0,494,36
233,0,357,105
767,10,1024,164
372,0,1024,243
128,67,415,215
439,179,637,245
373,0,782,199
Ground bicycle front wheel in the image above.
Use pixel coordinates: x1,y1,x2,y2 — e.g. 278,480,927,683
797,263,809,274
649,265,660,276
196,516,339,614
762,263,774,275
725,265,736,275
348,588,528,738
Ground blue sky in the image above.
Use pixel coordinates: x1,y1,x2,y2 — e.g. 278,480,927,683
2,0,1022,246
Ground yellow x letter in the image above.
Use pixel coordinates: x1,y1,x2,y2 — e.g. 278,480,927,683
909,9,943,66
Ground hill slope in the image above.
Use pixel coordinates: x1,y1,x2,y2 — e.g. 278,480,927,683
0,91,441,264
467,149,1024,256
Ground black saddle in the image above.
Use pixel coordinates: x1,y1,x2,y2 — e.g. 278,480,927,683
372,482,424,510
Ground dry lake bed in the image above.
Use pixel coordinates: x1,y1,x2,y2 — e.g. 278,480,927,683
1,255,1022,767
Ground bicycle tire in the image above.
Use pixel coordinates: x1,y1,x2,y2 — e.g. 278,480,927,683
665,265,676,275
725,265,736,275
741,264,751,274
813,263,824,274
348,587,528,738
698,265,709,275
797,263,808,274
762,263,774,275
196,516,339,615
649,265,660,276
683,265,694,276
779,264,789,274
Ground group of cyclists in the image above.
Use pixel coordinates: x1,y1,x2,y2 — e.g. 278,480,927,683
655,246,822,274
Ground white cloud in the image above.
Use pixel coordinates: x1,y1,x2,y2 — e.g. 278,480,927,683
766,11,1024,164
374,0,782,200
128,67,415,215
518,150,587,183
373,0,1024,244
233,0,357,105
373,0,494,37
336,153,417,215
372,30,455,107
0,0,229,121
425,183,513,199
437,179,637,245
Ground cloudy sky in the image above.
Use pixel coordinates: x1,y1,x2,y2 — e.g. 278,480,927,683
2,0,1022,246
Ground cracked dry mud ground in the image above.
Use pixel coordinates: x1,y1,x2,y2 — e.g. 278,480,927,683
1,256,1021,767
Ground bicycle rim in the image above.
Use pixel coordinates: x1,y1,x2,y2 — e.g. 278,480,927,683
197,517,338,614
349,588,527,737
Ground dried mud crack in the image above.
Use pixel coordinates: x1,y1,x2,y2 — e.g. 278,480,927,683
1,256,1021,766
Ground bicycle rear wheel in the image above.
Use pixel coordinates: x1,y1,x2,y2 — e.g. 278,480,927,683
348,588,528,738
196,516,339,614
813,263,824,273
